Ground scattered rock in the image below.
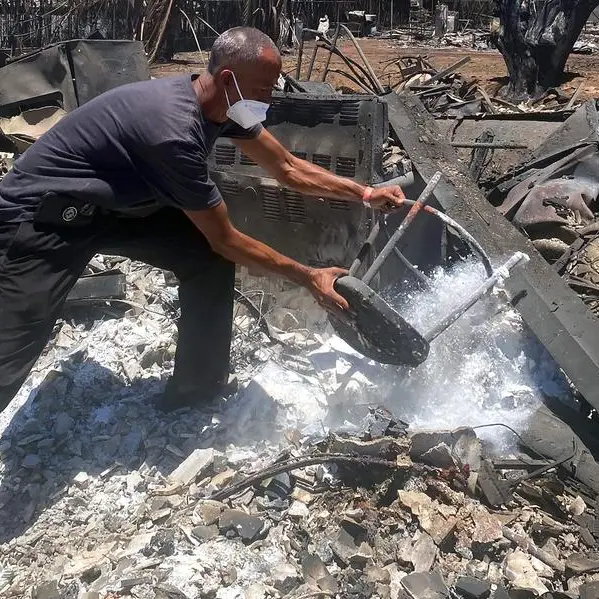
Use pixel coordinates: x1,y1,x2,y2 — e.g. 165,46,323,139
366,565,391,584
410,531,438,572
410,431,455,459
331,524,373,568
504,550,549,595
168,448,214,486
454,576,492,599
218,509,265,543
401,571,449,599
142,529,175,557
73,471,90,488
244,583,268,599
420,443,456,468
288,500,310,518
32,580,60,599
210,469,235,488
271,562,300,593
301,553,339,593
54,412,74,436
566,552,599,575
22,454,41,469
196,500,225,526
191,525,219,541
580,580,599,599
398,490,457,545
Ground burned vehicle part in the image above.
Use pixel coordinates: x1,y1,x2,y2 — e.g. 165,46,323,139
0,39,149,117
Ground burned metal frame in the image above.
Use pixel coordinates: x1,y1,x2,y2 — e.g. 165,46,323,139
295,25,385,95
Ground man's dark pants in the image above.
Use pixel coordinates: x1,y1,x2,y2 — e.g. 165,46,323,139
0,207,235,412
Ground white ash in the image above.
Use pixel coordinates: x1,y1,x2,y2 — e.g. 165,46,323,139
0,254,584,598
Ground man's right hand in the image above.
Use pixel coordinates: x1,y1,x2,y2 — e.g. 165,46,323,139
306,267,350,314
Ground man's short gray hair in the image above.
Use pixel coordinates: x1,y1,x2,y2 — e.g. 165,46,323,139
208,27,279,74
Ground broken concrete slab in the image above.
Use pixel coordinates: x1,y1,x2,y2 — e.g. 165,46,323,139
401,571,449,599
410,531,438,572
421,443,456,469
195,499,225,526
398,490,457,545
504,550,549,595
270,562,300,593
330,525,373,568
454,576,491,599
470,506,503,544
566,552,599,575
190,525,219,541
168,448,214,487
301,553,339,594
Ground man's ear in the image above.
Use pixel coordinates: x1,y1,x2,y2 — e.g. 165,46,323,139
217,68,234,88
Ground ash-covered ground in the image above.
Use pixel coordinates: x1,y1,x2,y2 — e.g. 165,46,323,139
0,256,596,599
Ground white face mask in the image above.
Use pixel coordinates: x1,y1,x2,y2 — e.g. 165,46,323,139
224,72,269,129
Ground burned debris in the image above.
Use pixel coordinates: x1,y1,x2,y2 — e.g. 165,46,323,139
2,8,599,599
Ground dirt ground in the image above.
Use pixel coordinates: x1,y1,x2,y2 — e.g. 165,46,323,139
151,38,599,101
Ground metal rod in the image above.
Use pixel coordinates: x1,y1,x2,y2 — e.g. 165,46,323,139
321,24,340,82
295,29,305,79
362,171,442,285
451,142,528,149
423,207,493,276
337,24,385,94
349,221,381,277
306,39,320,80
381,218,432,288
407,56,470,88
423,251,529,342
178,8,206,67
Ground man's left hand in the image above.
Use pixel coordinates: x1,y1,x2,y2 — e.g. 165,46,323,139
368,185,406,213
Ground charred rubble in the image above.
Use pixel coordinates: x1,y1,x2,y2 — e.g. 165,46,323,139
0,258,598,599
1,28,599,599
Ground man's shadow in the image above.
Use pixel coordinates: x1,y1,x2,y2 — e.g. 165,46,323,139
0,342,269,546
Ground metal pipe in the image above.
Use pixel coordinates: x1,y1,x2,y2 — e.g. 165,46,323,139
451,142,528,149
321,24,340,82
372,170,415,189
295,30,304,79
381,218,432,287
349,221,381,277
426,207,493,276
362,171,442,285
306,39,321,80
348,172,416,278
301,28,379,92
337,24,385,94
423,251,529,342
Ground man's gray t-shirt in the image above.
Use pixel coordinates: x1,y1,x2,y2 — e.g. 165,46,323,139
0,74,261,223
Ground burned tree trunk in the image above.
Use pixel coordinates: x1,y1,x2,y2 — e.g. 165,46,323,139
492,0,599,100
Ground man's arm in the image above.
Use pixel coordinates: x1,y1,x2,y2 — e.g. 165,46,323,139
233,129,405,209
184,202,349,312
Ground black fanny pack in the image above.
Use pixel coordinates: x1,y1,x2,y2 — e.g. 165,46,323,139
34,194,99,227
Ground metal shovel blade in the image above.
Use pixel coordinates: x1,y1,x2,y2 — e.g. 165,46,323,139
330,276,430,367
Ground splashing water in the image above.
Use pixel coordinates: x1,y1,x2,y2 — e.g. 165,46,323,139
377,258,572,447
